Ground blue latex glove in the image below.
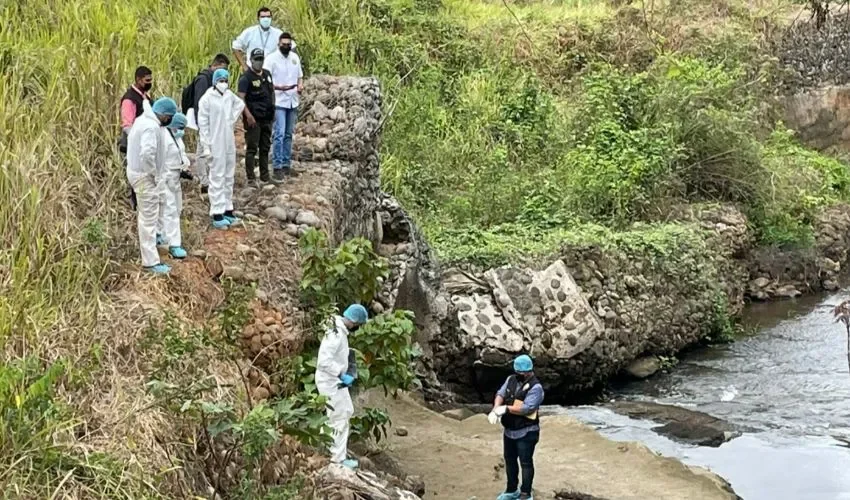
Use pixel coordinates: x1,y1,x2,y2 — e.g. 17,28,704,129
339,374,355,388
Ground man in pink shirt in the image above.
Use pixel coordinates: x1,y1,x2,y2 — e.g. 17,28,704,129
118,66,154,210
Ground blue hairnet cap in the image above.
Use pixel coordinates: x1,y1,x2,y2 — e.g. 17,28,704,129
168,112,187,129
151,97,178,116
212,68,230,84
513,354,533,373
343,304,369,325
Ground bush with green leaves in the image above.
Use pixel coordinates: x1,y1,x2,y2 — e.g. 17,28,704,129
140,282,328,498
299,229,389,329
296,229,421,445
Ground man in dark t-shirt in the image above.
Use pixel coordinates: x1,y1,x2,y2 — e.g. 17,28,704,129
237,48,276,184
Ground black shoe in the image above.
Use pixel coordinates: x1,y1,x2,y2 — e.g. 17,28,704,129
272,169,286,184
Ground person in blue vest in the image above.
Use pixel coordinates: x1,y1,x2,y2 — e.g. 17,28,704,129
489,354,544,500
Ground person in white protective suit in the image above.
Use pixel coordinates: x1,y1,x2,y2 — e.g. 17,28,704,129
156,111,192,259
315,304,370,469
197,68,245,229
126,96,178,274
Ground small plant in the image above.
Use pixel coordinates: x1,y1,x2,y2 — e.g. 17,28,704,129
350,407,392,444
299,229,389,330
657,356,679,372
350,310,420,395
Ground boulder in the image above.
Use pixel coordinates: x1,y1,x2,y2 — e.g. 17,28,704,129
315,464,420,500
441,408,475,421
624,356,661,379
606,401,742,447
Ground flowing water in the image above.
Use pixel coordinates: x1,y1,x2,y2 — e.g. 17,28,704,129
557,291,850,500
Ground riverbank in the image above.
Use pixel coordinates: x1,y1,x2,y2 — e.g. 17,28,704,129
360,391,739,500
560,289,850,500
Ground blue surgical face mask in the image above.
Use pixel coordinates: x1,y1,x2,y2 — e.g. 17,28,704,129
259,17,271,29
173,130,185,139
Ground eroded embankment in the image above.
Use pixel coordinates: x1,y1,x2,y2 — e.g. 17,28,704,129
388,200,850,404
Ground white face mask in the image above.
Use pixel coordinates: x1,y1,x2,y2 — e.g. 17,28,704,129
215,82,229,92
259,17,271,29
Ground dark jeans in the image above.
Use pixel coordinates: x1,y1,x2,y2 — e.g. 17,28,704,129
504,430,539,495
245,119,273,180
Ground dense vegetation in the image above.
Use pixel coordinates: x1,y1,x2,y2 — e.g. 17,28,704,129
2,0,849,496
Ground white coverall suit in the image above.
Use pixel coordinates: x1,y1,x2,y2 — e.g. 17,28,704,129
157,128,190,248
315,316,355,464
126,103,165,268
197,86,245,216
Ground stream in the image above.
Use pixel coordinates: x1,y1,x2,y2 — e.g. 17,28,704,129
558,291,850,500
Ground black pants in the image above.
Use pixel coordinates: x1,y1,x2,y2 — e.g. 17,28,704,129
504,430,539,495
244,120,272,181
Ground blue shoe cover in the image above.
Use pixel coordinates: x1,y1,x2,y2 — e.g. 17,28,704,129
144,263,170,274
496,492,520,500
169,246,187,259
341,459,359,470
224,214,241,224
212,218,230,229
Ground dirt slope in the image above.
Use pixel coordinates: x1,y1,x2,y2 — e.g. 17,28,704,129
362,393,738,500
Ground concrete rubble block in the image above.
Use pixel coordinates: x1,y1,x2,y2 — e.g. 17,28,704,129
452,293,524,353
316,464,420,500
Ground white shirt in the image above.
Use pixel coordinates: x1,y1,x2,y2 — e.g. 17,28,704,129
263,50,303,109
231,25,296,59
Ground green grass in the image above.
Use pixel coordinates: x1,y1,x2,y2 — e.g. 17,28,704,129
0,0,846,496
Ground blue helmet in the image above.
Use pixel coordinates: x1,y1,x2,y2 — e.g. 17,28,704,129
343,304,369,325
513,354,533,373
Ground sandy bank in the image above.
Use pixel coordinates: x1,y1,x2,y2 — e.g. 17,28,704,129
360,392,738,500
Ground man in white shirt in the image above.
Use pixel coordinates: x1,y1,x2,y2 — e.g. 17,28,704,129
231,6,296,71
263,32,303,182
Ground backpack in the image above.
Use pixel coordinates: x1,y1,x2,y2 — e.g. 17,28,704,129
180,70,212,111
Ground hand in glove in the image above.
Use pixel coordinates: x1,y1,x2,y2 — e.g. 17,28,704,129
494,405,507,417
487,411,500,425
338,374,355,388
180,170,194,181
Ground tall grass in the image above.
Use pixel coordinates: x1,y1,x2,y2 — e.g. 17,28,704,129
0,0,843,495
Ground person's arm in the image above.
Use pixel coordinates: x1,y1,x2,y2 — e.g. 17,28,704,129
231,92,246,124
237,75,256,127
120,99,136,131
138,126,158,177
197,94,210,152
193,75,210,112
297,55,304,93
177,138,191,169
506,384,543,416
231,28,250,71
493,379,509,408
316,329,346,378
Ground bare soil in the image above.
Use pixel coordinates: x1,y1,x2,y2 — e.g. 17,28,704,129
362,392,739,500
